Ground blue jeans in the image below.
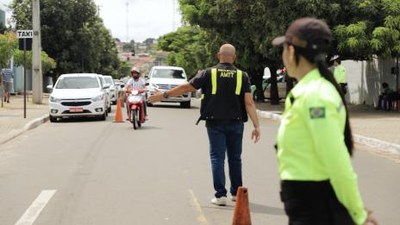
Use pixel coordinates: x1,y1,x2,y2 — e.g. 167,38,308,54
206,121,244,198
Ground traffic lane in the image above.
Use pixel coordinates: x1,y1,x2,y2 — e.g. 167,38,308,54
0,100,398,224
0,103,259,225
183,118,287,225
1,101,286,225
0,112,207,225
0,116,118,225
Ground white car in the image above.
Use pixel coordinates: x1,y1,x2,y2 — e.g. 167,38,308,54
48,73,109,122
103,75,118,105
147,66,191,108
97,74,112,112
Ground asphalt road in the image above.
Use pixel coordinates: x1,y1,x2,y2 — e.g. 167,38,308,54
0,99,399,225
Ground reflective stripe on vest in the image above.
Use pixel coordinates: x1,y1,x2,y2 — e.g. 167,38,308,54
211,68,242,95
211,68,218,94
236,70,242,95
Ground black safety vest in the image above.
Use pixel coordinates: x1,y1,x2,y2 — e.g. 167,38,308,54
197,67,247,124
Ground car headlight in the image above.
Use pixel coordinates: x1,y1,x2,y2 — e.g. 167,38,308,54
49,96,60,103
92,94,104,102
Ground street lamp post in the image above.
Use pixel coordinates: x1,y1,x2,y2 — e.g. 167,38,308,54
32,0,42,104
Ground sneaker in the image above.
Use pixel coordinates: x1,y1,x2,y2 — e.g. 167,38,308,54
211,196,227,206
231,196,236,202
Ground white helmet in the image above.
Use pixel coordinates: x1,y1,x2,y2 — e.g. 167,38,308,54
130,67,140,74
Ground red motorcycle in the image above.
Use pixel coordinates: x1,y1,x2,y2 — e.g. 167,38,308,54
127,88,146,129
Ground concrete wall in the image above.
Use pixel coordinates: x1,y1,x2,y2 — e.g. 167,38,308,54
344,58,399,106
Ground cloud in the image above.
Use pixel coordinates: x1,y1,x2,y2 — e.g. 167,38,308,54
95,0,181,42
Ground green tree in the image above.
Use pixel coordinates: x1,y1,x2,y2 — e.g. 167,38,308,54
178,0,400,104
158,26,215,78
14,50,56,74
0,32,17,68
123,40,136,53
10,0,120,77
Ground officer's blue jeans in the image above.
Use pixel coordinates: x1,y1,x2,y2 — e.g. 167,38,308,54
206,121,244,198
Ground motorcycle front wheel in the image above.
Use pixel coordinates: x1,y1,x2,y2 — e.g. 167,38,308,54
131,109,139,129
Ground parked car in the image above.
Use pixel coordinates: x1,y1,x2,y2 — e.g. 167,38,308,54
48,73,109,122
251,69,288,101
97,74,112,112
103,75,118,105
147,66,191,108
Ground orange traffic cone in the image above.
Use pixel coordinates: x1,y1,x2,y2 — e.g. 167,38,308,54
232,187,252,225
113,98,124,123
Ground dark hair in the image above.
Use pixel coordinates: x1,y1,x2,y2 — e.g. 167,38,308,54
294,47,354,156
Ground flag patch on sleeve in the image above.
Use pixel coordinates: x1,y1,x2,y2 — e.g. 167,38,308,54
309,107,325,119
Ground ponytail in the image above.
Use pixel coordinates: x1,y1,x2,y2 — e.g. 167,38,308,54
314,55,354,156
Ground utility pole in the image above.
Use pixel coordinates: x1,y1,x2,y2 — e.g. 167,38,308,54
172,0,176,31
126,2,130,42
32,0,42,104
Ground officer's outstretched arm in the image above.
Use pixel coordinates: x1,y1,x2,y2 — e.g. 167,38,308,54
148,83,196,103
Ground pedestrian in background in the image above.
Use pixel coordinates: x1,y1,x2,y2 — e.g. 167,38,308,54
1,68,14,103
272,18,378,225
330,55,348,95
148,43,260,206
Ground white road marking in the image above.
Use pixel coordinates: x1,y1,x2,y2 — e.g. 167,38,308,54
189,189,209,225
15,190,57,225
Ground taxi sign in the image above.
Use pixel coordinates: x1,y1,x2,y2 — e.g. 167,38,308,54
17,30,33,39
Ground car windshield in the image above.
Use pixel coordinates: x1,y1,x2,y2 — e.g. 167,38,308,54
104,77,114,85
152,68,186,79
55,77,100,89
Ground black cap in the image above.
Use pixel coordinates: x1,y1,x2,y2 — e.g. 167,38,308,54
272,17,332,52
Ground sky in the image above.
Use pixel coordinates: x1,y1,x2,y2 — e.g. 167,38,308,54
96,0,182,42
0,0,182,43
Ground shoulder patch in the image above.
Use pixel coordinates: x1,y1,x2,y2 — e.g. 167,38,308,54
309,107,325,119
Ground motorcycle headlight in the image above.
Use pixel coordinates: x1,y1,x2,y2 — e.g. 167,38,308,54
49,96,60,103
92,94,104,102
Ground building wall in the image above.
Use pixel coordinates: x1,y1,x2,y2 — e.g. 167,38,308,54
344,58,399,106
0,9,5,27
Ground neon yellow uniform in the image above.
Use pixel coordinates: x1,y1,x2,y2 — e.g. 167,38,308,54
334,64,347,84
276,68,367,225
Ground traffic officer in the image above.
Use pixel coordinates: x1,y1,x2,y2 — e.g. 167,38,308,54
147,43,260,206
330,55,348,95
272,18,378,225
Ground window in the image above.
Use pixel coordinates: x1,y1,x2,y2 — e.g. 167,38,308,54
152,69,186,79
56,77,100,89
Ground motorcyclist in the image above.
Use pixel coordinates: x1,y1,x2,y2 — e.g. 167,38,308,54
124,67,147,121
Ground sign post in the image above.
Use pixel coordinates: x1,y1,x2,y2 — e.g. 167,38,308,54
17,30,33,119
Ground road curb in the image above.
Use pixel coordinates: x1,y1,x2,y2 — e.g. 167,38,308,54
256,109,400,155
0,114,49,145
23,114,49,131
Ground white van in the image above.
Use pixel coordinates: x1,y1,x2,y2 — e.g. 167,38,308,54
147,66,191,108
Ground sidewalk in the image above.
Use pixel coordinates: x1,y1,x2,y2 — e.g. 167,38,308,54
0,94,399,155
0,94,49,145
256,101,400,155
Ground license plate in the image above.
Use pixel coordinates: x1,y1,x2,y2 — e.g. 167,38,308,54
69,107,83,112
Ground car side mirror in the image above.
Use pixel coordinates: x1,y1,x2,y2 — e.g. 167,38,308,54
120,84,125,88
46,84,53,93
103,84,110,89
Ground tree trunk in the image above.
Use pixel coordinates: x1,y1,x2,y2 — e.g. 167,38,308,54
270,66,280,105
0,66,3,107
285,75,295,96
